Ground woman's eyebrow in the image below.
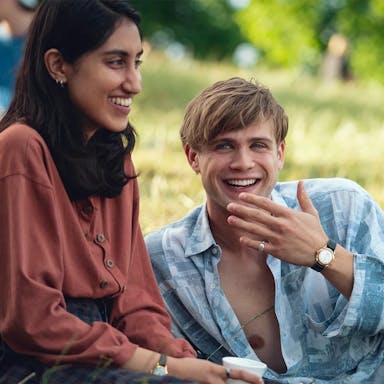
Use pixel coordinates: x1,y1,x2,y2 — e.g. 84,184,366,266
103,48,144,57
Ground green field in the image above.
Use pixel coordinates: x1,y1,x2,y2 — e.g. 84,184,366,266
131,51,384,235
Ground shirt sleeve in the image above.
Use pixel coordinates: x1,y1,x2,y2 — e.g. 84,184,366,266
340,186,384,336
314,181,384,337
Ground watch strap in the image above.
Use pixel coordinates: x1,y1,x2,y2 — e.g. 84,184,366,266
311,239,336,272
311,261,326,272
326,238,337,252
158,353,167,367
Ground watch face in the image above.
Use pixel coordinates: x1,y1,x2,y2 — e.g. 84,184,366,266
318,249,333,265
152,366,167,376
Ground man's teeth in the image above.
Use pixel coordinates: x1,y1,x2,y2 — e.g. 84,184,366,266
110,97,132,107
227,179,257,187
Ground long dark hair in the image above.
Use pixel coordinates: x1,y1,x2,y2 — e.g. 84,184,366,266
0,0,142,200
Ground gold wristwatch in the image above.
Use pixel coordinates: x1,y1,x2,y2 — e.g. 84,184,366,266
151,353,168,376
311,239,336,272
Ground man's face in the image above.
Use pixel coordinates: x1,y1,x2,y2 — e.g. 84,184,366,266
186,119,285,217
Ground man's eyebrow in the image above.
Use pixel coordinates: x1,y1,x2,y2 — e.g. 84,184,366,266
213,136,272,142
103,49,144,57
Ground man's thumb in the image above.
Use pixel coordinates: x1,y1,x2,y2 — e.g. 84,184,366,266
297,180,318,216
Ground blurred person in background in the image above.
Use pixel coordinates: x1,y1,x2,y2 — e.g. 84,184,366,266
320,33,353,83
146,77,384,384
0,0,41,114
0,1,263,384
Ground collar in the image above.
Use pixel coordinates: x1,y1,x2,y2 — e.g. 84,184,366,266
183,190,289,259
271,187,288,206
184,204,219,258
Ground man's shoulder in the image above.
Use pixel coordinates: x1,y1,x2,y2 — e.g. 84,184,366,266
275,178,369,205
145,205,204,249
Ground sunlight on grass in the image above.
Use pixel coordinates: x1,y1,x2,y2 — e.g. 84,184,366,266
132,51,384,234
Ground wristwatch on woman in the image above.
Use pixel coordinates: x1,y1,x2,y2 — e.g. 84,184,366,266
151,353,168,376
311,239,337,272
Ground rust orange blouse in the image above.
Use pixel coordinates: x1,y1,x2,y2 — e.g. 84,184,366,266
0,124,195,367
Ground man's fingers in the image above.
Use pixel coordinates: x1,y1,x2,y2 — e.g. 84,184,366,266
297,181,318,216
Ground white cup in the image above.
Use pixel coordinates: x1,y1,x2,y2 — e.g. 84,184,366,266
222,356,267,384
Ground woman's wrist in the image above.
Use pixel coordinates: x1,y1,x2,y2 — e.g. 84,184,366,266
121,347,160,373
165,356,184,378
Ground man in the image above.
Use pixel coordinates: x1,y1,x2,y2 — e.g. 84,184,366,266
145,77,384,383
0,0,40,113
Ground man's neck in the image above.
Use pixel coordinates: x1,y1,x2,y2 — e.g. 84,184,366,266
207,205,243,253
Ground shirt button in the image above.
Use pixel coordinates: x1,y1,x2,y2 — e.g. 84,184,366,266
121,285,127,292
105,259,114,268
99,280,109,289
211,283,216,290
96,233,105,243
83,205,93,214
211,247,218,255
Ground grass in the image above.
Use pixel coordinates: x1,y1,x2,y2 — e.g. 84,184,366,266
131,50,384,235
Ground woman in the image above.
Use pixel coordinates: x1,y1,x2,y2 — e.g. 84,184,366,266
0,1,263,383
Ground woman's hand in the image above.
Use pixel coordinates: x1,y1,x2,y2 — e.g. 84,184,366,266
121,346,263,383
167,356,264,384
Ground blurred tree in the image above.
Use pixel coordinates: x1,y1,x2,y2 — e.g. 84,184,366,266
131,0,384,83
235,0,384,82
130,0,245,60
336,0,384,83
238,0,321,67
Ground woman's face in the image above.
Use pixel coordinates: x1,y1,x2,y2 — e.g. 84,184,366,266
63,18,143,140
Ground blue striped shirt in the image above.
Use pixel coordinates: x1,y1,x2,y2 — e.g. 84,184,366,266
145,178,384,384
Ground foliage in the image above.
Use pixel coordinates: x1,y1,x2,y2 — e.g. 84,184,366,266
235,0,320,67
132,51,384,234
130,0,384,83
232,0,384,82
129,0,243,60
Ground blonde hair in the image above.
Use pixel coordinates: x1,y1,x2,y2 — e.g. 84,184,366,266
180,77,288,150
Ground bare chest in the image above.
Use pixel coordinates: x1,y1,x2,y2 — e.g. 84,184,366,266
218,253,287,373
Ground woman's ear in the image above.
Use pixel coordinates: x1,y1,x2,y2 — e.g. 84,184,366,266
184,144,200,174
44,48,67,85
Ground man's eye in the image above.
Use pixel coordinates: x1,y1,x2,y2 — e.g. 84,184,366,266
215,143,232,150
135,59,143,68
252,142,267,149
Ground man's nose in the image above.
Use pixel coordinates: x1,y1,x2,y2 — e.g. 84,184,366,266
230,148,255,170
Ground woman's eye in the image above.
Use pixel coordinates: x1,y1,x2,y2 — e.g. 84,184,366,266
135,59,143,68
108,58,124,67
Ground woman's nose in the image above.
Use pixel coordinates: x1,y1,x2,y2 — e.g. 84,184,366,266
122,67,142,95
